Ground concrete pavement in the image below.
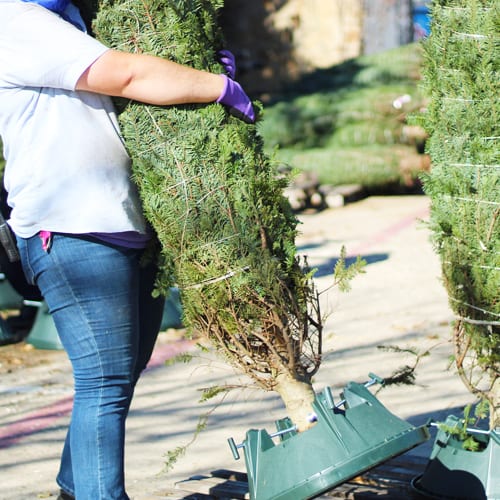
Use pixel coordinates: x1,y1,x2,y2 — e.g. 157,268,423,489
0,195,473,499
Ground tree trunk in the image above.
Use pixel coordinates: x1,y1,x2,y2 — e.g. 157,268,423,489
275,372,317,431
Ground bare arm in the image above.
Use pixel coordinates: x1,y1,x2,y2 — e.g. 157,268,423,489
75,49,225,105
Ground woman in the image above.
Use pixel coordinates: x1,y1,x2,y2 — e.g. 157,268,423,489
0,0,254,498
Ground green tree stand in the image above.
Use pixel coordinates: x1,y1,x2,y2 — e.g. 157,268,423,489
411,415,500,499
0,272,24,310
25,301,63,350
228,374,430,500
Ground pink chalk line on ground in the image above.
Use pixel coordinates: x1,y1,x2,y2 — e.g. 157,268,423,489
347,206,429,257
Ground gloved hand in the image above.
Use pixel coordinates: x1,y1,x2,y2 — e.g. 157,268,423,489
216,74,255,124
218,49,236,79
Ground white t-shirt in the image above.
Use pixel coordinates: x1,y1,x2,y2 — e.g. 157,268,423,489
0,0,147,238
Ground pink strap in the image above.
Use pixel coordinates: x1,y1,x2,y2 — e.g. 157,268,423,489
39,230,52,251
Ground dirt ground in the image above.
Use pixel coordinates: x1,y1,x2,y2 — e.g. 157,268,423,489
0,340,64,374
0,323,191,374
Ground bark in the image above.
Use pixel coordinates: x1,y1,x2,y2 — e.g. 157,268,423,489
490,377,499,430
275,372,316,432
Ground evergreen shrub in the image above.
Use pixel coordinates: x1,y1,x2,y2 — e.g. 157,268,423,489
419,0,499,428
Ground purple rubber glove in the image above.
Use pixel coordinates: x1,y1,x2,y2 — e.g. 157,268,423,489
216,75,255,124
218,49,236,79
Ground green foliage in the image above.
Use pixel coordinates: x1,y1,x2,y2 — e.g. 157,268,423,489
375,344,431,389
258,44,426,189
164,381,235,471
163,413,209,471
93,0,323,394
163,445,187,472
333,246,366,293
164,352,194,366
275,144,408,188
198,385,230,402
420,0,499,426
438,402,490,451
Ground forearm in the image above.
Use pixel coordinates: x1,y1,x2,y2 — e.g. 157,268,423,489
76,49,225,105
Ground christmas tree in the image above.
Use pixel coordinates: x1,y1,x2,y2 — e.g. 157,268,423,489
420,0,499,428
90,0,339,430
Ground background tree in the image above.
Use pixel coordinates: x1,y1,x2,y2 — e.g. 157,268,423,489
91,0,362,430
419,0,499,428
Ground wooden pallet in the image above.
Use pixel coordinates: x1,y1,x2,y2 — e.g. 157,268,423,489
321,454,428,498
174,470,249,499
167,454,428,499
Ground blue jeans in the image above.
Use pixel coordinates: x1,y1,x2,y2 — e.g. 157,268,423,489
17,233,164,499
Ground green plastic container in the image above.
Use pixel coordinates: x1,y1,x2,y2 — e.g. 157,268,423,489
160,287,183,330
25,301,63,350
228,375,430,500
0,273,24,310
411,415,500,500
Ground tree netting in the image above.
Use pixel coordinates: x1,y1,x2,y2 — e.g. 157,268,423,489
420,0,499,428
92,0,323,428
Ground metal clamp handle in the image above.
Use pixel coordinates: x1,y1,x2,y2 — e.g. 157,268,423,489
429,421,494,437
227,437,241,460
228,424,299,460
